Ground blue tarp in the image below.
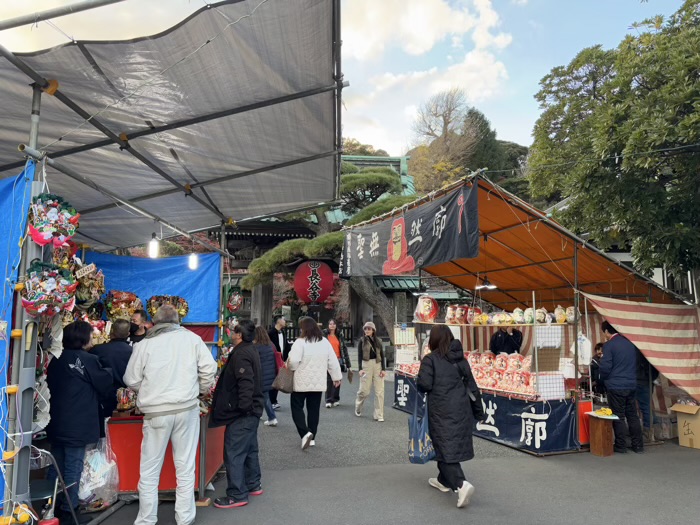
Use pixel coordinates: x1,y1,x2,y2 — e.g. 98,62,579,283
85,252,220,323
0,163,34,501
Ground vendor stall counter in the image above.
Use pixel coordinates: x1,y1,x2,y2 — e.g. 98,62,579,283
108,413,224,501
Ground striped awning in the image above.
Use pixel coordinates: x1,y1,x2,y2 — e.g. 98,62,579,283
584,293,700,402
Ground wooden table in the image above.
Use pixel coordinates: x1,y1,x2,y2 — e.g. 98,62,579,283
586,412,619,457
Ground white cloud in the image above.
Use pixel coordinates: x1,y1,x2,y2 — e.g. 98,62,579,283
343,0,477,61
431,49,508,101
512,0,529,5
344,48,509,155
343,0,514,155
472,0,513,49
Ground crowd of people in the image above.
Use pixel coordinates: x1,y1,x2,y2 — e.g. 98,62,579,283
44,306,660,522
44,309,382,522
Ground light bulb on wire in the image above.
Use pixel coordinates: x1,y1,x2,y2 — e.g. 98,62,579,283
148,233,159,258
188,252,199,270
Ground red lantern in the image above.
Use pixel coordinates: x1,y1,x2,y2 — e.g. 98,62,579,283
294,261,334,304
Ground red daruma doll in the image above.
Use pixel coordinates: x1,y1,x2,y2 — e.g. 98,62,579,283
414,295,438,323
466,306,482,324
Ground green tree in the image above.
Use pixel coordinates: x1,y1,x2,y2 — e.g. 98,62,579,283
343,137,390,157
529,0,700,276
410,90,528,195
242,161,415,342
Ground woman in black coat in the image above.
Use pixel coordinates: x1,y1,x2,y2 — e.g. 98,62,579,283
417,325,483,509
254,326,279,427
46,321,113,520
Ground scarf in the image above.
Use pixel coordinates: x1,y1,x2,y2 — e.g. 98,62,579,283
145,323,183,340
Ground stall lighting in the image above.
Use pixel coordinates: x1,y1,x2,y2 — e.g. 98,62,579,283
148,233,159,258
188,252,199,270
475,276,497,290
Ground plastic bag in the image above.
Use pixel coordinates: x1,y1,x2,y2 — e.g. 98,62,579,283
78,424,119,512
408,396,435,464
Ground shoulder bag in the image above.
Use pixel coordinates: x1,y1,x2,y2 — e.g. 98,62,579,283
272,342,303,394
453,361,485,421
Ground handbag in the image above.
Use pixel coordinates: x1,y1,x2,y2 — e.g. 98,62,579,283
272,344,304,394
271,365,294,394
408,394,435,464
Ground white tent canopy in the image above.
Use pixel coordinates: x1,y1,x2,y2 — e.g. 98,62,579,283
0,0,342,250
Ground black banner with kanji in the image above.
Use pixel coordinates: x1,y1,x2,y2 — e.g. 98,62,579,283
339,183,479,277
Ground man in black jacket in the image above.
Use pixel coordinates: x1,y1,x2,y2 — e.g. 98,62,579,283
129,309,149,344
489,326,523,354
267,314,290,409
92,319,133,420
210,320,265,509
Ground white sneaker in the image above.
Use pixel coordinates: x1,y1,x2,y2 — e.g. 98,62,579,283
301,432,314,450
456,481,475,508
332,402,340,407
325,403,332,408
428,478,450,493
355,408,362,417
263,419,277,427
310,440,315,447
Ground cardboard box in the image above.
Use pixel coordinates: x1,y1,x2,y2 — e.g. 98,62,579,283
670,404,700,449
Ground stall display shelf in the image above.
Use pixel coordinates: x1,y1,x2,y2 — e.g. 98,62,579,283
393,365,419,378
479,387,540,402
413,320,572,328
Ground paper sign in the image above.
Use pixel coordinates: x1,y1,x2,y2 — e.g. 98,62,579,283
394,326,416,346
395,345,419,365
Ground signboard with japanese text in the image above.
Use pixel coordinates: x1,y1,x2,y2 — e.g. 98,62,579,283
473,393,578,454
340,183,479,277
393,371,425,414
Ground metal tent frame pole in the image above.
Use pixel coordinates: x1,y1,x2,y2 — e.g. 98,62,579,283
5,84,44,512
0,43,227,223
332,0,343,201
574,242,580,447
218,222,227,361
0,0,127,32
17,144,234,260
78,149,340,216
0,84,341,175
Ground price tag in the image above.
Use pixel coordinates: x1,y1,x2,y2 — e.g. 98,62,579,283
76,263,96,279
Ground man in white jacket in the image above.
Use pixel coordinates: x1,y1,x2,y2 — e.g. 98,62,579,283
124,305,217,525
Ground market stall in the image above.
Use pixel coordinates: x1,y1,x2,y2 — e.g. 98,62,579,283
108,415,224,501
0,0,343,515
341,175,687,456
0,177,227,511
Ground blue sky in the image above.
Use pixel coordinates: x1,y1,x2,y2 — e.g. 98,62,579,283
1,0,683,156
342,0,682,154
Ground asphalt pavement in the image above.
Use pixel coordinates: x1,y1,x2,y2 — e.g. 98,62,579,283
101,371,700,525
